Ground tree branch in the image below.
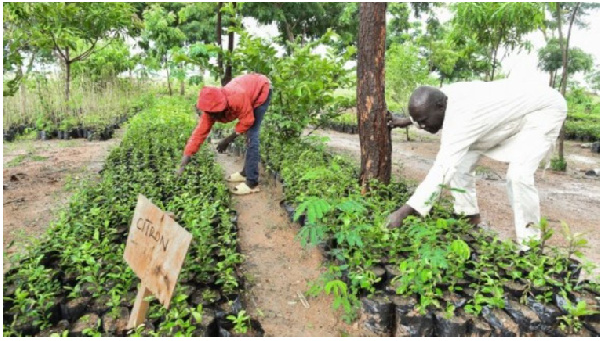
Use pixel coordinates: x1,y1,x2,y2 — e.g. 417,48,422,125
49,32,67,61
70,39,99,63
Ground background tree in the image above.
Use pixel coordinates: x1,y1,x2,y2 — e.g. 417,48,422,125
70,39,133,83
553,2,600,167
242,3,350,54
538,39,593,88
586,67,600,92
386,43,433,111
221,2,240,85
216,2,224,83
452,2,545,81
331,3,438,56
140,5,186,96
3,3,37,96
357,3,390,192
165,2,219,92
387,2,439,48
4,2,135,101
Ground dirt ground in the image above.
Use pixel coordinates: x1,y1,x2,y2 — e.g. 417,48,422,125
2,131,123,271
313,128,600,278
215,150,369,337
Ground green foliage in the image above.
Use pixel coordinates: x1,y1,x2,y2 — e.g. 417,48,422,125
558,298,598,334
2,77,152,134
139,4,187,94
538,39,594,75
306,266,361,323
173,2,219,45
141,5,186,58
71,39,133,81
550,156,568,172
294,197,332,224
563,87,600,142
232,30,355,139
242,3,351,51
227,310,250,334
452,2,545,80
3,97,243,336
586,67,600,92
263,118,599,324
386,43,436,111
3,2,136,97
560,222,588,259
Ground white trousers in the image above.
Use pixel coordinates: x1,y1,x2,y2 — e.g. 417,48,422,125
450,108,565,247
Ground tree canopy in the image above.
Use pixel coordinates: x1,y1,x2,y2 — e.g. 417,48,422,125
452,2,545,80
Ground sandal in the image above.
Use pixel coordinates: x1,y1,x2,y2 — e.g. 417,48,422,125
226,172,247,183
231,183,260,195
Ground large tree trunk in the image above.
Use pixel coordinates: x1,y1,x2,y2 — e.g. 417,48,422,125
555,2,581,167
357,3,390,193
217,2,223,83
223,2,236,86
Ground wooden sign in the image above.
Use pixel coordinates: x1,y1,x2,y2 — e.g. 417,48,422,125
124,194,192,329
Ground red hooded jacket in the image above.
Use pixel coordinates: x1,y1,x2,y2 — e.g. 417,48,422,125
183,73,271,156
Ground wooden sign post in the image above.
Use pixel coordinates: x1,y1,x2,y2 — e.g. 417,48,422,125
124,194,192,329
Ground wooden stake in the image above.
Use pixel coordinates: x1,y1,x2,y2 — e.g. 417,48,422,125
127,282,152,330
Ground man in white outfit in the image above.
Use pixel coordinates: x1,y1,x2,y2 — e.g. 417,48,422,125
387,79,567,249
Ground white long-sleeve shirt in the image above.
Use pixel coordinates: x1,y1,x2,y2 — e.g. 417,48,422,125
406,79,567,216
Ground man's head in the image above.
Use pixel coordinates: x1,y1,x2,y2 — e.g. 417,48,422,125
196,86,228,118
407,86,448,134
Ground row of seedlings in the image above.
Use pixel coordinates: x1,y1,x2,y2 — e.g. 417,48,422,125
564,103,600,143
3,103,143,143
323,122,359,135
259,128,600,337
3,79,152,143
564,120,600,143
3,97,262,337
322,112,359,135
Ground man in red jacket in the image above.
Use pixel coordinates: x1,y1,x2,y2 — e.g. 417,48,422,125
177,73,272,195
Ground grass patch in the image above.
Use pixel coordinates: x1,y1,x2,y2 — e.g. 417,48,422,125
5,153,49,167
15,130,37,142
31,155,49,161
6,154,27,167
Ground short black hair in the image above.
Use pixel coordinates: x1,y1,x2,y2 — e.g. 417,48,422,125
409,86,447,111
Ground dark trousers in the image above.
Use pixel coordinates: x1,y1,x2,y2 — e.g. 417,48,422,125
241,89,272,187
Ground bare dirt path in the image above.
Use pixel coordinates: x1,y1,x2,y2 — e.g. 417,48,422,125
3,130,124,270
313,128,600,275
215,150,365,337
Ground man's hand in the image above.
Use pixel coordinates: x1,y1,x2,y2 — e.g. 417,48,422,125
387,204,419,228
387,113,413,129
175,155,192,177
217,132,237,153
